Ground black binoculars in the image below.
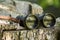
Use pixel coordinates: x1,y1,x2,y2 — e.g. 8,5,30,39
18,13,56,29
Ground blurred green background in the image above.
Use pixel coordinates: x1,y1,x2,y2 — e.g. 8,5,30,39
0,0,60,17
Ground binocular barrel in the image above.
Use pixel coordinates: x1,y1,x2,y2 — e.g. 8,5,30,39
24,14,39,29
42,13,56,28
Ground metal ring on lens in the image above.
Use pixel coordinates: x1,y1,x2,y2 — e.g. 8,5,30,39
24,14,39,29
42,13,56,28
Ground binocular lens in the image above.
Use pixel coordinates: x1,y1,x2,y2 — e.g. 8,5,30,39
25,15,39,29
43,14,55,28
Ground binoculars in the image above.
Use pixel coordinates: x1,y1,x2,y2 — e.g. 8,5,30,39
19,13,56,29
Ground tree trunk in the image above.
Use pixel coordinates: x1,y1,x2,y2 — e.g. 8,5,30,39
0,24,59,40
